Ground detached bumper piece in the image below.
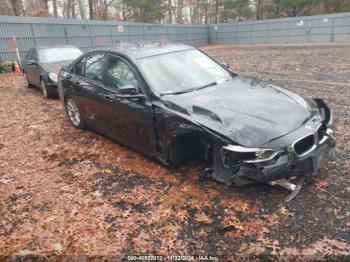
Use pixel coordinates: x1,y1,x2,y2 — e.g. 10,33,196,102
268,175,306,202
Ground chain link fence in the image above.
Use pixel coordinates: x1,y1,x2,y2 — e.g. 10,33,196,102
1,12,350,62
209,12,350,45
0,15,209,62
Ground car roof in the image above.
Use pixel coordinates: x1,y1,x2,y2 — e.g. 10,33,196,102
94,42,196,60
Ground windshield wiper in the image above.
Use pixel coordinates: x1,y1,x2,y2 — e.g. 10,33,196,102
161,81,222,97
194,81,218,91
160,89,196,96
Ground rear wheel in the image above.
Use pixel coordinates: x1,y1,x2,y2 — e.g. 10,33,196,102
65,97,85,129
41,79,54,99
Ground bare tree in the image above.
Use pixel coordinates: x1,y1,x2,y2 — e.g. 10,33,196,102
77,0,86,18
10,0,22,16
71,0,76,18
41,0,49,15
176,0,183,23
53,0,58,17
214,0,219,23
168,0,172,23
255,0,264,20
88,0,93,19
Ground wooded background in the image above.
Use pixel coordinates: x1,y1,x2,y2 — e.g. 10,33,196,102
1,0,350,24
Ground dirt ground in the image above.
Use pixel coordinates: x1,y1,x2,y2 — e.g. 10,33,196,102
0,44,349,261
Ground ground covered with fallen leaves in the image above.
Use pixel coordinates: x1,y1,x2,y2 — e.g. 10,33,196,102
0,44,349,260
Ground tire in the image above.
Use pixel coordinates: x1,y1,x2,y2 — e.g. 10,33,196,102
168,141,184,169
23,72,32,88
65,96,86,129
41,79,54,99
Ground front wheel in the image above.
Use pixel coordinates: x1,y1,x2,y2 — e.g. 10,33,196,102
65,97,85,129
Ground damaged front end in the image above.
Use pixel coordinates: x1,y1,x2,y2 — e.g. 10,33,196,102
212,99,336,185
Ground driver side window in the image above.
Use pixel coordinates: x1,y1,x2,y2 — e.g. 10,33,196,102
103,55,139,91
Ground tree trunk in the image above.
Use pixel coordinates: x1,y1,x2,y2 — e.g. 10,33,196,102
43,0,49,15
204,0,208,24
168,0,172,23
103,0,108,19
89,0,94,19
53,0,58,17
177,0,183,24
10,0,21,16
255,0,261,20
71,0,76,18
276,0,280,16
215,0,219,24
122,0,126,21
77,0,85,19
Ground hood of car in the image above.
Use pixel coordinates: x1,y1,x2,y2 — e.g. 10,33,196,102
40,60,74,73
162,76,313,147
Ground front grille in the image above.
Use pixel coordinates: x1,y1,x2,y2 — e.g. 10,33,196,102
294,134,315,156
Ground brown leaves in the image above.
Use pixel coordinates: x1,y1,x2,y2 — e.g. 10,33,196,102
194,212,213,224
132,231,153,252
278,205,294,218
221,198,256,214
313,180,329,191
175,209,189,222
223,219,268,238
2,43,350,259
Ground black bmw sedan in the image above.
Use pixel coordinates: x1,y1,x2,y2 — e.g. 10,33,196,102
23,45,83,98
58,43,335,186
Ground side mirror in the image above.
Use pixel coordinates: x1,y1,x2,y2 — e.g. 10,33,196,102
222,62,230,69
27,60,37,65
116,85,146,100
119,84,138,95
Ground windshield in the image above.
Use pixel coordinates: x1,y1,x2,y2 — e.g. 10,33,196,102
136,49,232,95
39,48,83,63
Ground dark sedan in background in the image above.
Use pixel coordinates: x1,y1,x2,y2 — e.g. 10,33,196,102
23,45,83,98
58,43,335,187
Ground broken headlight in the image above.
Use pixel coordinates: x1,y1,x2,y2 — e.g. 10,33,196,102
221,145,282,167
306,99,319,116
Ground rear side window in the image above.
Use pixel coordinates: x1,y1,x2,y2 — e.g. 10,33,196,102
32,49,38,62
84,53,107,83
25,49,34,61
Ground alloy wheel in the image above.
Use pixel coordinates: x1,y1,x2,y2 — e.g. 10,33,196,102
66,98,81,127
